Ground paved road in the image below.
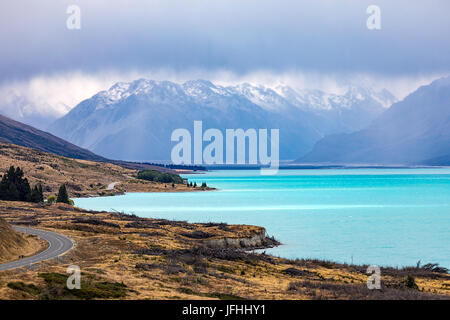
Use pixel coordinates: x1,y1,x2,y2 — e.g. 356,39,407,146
0,226,74,272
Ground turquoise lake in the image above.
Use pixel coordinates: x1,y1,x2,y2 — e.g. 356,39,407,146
74,169,450,268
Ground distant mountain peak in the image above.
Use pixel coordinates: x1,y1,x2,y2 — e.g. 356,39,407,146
49,78,398,161
93,78,396,112
299,76,450,165
182,79,230,100
184,79,216,87
430,75,450,88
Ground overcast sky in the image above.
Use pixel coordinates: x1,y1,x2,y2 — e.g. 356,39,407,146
0,0,449,118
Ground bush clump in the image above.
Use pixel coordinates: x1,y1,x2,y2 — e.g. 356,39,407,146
404,275,419,290
7,282,41,296
38,272,128,300
137,170,184,184
46,194,57,204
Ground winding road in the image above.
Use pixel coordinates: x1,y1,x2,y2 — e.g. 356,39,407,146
0,226,74,272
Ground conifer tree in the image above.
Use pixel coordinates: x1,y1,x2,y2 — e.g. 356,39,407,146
0,166,31,201
0,166,45,203
31,184,44,203
38,184,44,202
56,184,70,204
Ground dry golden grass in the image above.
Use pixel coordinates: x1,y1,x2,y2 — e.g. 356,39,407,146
0,143,207,198
0,217,47,263
0,143,448,300
0,201,448,300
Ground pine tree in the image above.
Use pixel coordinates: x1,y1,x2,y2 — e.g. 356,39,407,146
20,178,32,202
31,184,44,203
0,166,45,203
56,184,70,204
0,166,19,200
7,183,20,200
0,166,31,201
0,174,7,198
38,184,44,202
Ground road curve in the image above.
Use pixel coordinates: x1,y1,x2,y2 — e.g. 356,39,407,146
0,226,74,272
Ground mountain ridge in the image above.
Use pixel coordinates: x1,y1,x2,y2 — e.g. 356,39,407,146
49,79,395,161
0,113,175,172
298,76,450,165
0,113,106,162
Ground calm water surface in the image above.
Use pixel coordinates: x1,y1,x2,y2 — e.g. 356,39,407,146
74,169,450,268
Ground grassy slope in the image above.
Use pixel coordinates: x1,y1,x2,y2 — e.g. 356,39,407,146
0,217,28,262
0,114,105,162
0,143,198,198
0,201,449,300
0,143,448,300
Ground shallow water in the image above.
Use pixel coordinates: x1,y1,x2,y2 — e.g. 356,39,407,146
74,169,450,268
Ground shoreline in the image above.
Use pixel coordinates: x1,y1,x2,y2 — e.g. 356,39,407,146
1,200,449,299
1,144,449,299
73,191,450,271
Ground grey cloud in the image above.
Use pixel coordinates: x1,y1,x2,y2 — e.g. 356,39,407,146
0,0,449,82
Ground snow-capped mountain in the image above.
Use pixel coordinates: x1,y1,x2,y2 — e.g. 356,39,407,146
299,76,450,165
49,79,396,161
275,84,396,110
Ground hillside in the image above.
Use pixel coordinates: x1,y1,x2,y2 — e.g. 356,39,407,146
1,201,448,300
0,114,106,162
48,79,394,161
0,217,28,263
0,143,195,198
299,77,450,165
0,114,177,172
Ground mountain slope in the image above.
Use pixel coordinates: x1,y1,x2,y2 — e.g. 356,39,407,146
0,114,106,162
0,114,176,172
49,79,394,161
299,77,450,165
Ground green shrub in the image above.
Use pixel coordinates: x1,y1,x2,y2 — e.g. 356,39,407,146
137,170,183,184
38,272,128,300
404,275,419,290
46,194,57,204
39,272,67,285
7,282,41,296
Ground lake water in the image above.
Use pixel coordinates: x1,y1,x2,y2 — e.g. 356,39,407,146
74,169,450,268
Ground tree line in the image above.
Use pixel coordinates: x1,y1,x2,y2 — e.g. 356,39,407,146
137,170,184,184
0,166,43,202
0,166,71,204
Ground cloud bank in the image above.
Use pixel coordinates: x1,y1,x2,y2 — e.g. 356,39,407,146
0,0,448,127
